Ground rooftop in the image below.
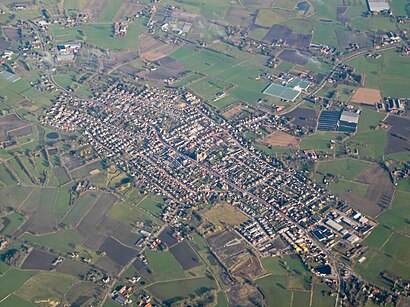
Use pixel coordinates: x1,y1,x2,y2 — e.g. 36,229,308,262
367,0,390,12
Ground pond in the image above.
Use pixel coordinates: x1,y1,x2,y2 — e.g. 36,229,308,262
46,132,59,139
296,1,310,14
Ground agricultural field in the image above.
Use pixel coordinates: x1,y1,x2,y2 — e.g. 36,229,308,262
0,0,409,305
347,50,410,98
315,158,371,181
84,17,148,50
256,254,330,307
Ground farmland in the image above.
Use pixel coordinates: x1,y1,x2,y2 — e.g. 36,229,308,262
0,0,409,305
315,158,371,181
347,50,410,98
256,254,329,307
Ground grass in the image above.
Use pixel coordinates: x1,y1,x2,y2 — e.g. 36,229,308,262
53,188,72,214
0,163,18,186
17,271,77,303
84,18,147,50
354,249,409,288
146,276,217,303
312,22,345,47
300,132,339,152
330,179,368,198
0,212,25,235
255,8,297,27
215,291,229,307
311,282,336,307
381,232,410,265
97,0,122,22
0,295,34,307
145,250,186,281
310,0,337,20
48,24,84,42
21,229,84,253
347,130,387,160
364,225,393,249
258,255,312,306
70,160,104,180
0,268,35,301
257,275,292,306
315,158,371,180
351,16,396,32
161,0,231,19
0,185,34,209
138,194,164,217
347,49,410,98
202,203,249,226
60,191,98,227
378,191,410,235
107,200,163,226
356,109,385,133
53,73,77,90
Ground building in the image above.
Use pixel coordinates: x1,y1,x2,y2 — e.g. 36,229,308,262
338,110,360,133
263,77,310,102
367,0,390,12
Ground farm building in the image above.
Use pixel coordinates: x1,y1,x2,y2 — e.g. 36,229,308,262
263,77,310,102
367,0,390,12
338,110,360,132
317,110,360,132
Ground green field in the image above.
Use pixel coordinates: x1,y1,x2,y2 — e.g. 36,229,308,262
356,109,386,133
98,0,122,22
0,268,35,301
215,291,229,307
347,50,410,98
21,229,84,253
138,194,164,217
0,186,34,208
300,132,339,152
258,255,312,306
355,248,410,288
378,191,410,235
84,18,147,50
346,130,387,160
312,22,345,47
311,282,336,307
0,294,34,307
60,191,98,227
0,212,25,235
48,24,84,42
107,200,163,226
316,158,371,180
364,225,393,249
170,47,279,107
145,249,186,281
146,276,217,303
17,271,77,303
330,179,368,198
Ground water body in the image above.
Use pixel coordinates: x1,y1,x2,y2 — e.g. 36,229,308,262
296,1,310,14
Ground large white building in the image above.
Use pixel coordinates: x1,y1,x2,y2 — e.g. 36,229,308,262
367,0,390,12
